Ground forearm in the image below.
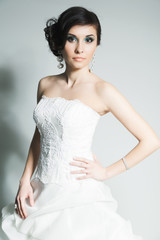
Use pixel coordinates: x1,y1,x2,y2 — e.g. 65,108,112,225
20,138,40,184
104,139,160,180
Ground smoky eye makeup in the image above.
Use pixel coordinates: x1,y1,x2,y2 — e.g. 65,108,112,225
66,34,95,43
66,35,77,42
84,37,95,42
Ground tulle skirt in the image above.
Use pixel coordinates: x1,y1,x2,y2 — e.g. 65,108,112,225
0,178,143,240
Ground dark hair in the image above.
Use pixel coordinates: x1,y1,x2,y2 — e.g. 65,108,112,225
44,6,101,57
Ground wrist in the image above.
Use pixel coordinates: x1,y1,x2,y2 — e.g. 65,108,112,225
103,166,111,181
103,157,129,181
19,177,31,186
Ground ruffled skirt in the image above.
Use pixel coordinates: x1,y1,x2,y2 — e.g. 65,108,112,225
0,178,143,240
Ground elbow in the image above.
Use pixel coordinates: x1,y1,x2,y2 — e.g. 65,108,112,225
149,138,160,151
154,139,160,150
140,137,160,152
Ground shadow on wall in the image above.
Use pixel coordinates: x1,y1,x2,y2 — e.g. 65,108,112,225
0,67,28,211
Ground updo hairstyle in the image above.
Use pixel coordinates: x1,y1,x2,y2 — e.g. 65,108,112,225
43,6,101,57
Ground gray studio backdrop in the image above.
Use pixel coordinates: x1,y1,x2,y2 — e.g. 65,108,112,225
0,0,160,239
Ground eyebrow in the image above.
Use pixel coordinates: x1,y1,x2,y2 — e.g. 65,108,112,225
67,33,95,37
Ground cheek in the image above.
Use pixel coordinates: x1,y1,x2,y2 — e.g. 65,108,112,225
63,43,74,56
85,45,96,58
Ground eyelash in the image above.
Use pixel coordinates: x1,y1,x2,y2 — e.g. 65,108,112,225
66,36,94,43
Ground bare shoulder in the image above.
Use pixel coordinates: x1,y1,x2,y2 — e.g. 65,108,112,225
38,74,59,90
96,77,135,114
36,74,60,102
95,76,120,111
96,77,117,96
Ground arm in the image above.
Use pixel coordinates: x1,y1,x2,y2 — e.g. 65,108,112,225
19,126,40,185
15,78,46,219
101,83,160,180
19,78,46,185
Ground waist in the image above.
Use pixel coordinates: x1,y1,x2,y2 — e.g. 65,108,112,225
32,149,94,185
40,140,92,153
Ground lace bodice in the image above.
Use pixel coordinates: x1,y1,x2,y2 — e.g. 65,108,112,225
32,95,101,186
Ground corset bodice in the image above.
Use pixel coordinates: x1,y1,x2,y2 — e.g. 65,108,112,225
32,95,101,186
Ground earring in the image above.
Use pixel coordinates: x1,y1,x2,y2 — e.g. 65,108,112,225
57,51,64,69
90,53,95,72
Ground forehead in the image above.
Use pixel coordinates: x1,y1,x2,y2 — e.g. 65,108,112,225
68,25,97,36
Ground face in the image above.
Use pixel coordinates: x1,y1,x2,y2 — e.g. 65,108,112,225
61,24,98,70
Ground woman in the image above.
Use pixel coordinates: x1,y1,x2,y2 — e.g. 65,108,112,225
1,6,160,240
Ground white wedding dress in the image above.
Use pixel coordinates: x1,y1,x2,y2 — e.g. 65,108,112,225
0,95,143,240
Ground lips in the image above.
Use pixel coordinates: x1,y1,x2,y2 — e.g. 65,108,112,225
73,57,85,61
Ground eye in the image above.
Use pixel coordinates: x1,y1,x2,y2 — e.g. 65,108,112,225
66,36,77,42
84,37,94,43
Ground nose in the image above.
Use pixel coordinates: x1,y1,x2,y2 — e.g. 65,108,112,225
75,41,84,54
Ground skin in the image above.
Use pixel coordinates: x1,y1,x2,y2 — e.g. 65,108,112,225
15,24,160,219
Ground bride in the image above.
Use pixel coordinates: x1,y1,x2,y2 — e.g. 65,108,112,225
1,6,160,240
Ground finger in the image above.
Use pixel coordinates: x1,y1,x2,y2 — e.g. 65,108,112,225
70,162,88,168
15,207,21,217
17,198,24,219
73,157,89,164
15,200,22,218
76,175,89,180
21,199,27,218
15,207,18,214
19,198,25,218
20,199,28,218
71,169,88,174
29,193,35,207
76,170,90,180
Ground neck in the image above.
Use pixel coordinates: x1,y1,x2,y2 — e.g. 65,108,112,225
63,65,92,88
